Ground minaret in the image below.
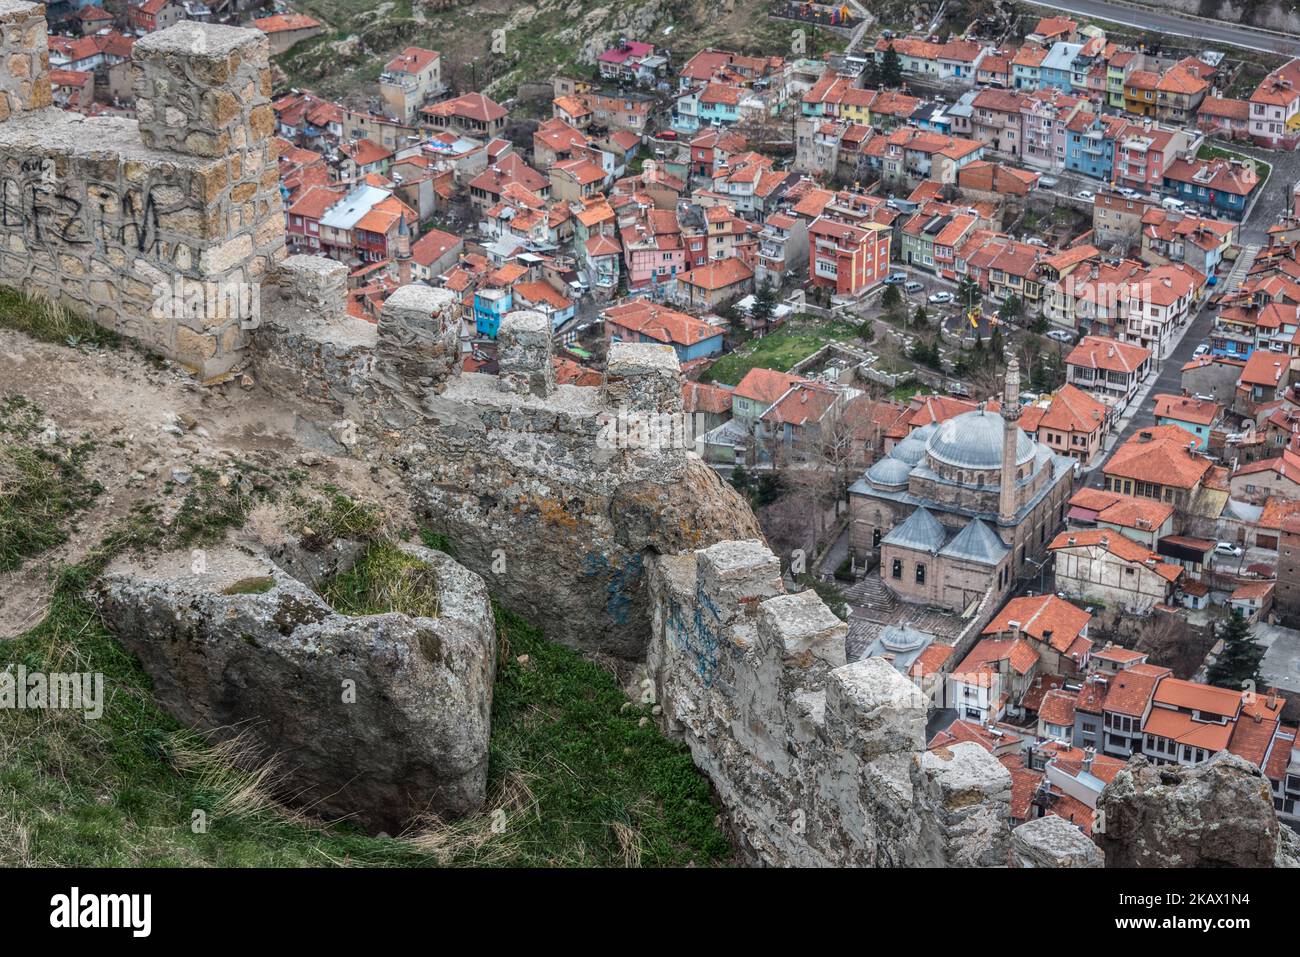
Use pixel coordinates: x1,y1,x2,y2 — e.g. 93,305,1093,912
395,212,412,286
998,358,1021,527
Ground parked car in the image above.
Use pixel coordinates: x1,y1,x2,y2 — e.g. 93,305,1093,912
657,129,678,140
1214,542,1243,557
1161,196,1186,211
928,291,954,304
884,272,909,285
904,280,925,294
1077,189,1095,202
1116,186,1139,199
1045,329,1074,343
1193,343,1210,358
1026,237,1047,248
1038,175,1059,189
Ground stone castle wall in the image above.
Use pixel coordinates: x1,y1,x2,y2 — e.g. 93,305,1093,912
256,256,762,658
0,5,282,377
644,538,1014,866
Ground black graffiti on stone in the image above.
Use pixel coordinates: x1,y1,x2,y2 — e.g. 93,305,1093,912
0,175,163,255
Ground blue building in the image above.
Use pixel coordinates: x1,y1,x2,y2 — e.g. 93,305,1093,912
1162,157,1257,220
473,285,513,338
1064,113,1122,182
1039,42,1082,92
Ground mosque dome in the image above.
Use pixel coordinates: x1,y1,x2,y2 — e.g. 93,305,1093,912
925,409,1036,470
867,456,913,488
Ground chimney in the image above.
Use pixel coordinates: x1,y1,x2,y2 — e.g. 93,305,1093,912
1083,747,1095,772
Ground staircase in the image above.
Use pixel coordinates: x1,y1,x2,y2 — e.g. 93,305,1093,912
845,573,898,621
1220,244,1259,295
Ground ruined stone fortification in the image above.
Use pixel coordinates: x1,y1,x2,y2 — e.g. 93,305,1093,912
3,14,1292,867
255,256,762,658
644,539,1014,866
0,3,282,378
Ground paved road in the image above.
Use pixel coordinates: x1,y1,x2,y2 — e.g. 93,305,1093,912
1025,0,1300,57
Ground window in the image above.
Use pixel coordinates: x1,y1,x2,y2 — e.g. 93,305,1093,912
892,559,902,579
916,563,926,585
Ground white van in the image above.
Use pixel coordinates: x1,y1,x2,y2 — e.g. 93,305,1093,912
1161,196,1186,211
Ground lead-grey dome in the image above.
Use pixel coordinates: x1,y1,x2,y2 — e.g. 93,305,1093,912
926,409,1036,470
892,430,929,466
867,456,913,488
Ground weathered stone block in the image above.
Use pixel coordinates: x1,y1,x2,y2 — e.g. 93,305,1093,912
497,310,555,398
0,1,50,117
278,254,347,321
95,543,497,833
1011,815,1104,868
132,23,271,158
377,283,460,393
602,342,683,414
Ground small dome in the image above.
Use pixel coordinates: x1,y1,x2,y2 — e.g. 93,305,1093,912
926,409,1035,470
892,431,929,466
867,456,913,488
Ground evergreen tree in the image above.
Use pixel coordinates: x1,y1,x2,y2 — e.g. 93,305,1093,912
958,276,982,310
881,284,903,311
912,304,928,328
729,463,751,496
751,279,777,332
998,294,1023,325
881,44,904,87
755,471,783,507
1206,610,1265,692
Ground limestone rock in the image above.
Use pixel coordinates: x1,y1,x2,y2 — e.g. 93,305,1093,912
919,742,1013,867
1096,752,1282,867
1011,815,1104,868
95,543,496,833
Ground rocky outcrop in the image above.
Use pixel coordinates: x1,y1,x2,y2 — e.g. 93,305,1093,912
1011,815,1105,868
95,542,496,833
1096,752,1284,868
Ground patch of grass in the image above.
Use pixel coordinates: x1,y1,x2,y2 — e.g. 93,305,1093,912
419,527,457,556
221,576,276,596
321,541,441,619
0,287,118,348
1,572,731,865
302,490,385,542
463,604,732,867
0,404,102,572
702,317,860,386
0,446,99,571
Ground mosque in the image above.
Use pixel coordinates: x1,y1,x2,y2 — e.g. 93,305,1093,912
847,360,1076,614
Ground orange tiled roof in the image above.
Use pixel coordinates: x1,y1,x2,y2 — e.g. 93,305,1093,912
1049,529,1183,582
733,367,807,405
1104,425,1212,489
253,13,322,33
984,594,1090,655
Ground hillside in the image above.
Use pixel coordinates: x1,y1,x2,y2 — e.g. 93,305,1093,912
273,0,853,106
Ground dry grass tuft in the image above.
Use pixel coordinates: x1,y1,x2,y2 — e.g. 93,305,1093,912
402,769,540,865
